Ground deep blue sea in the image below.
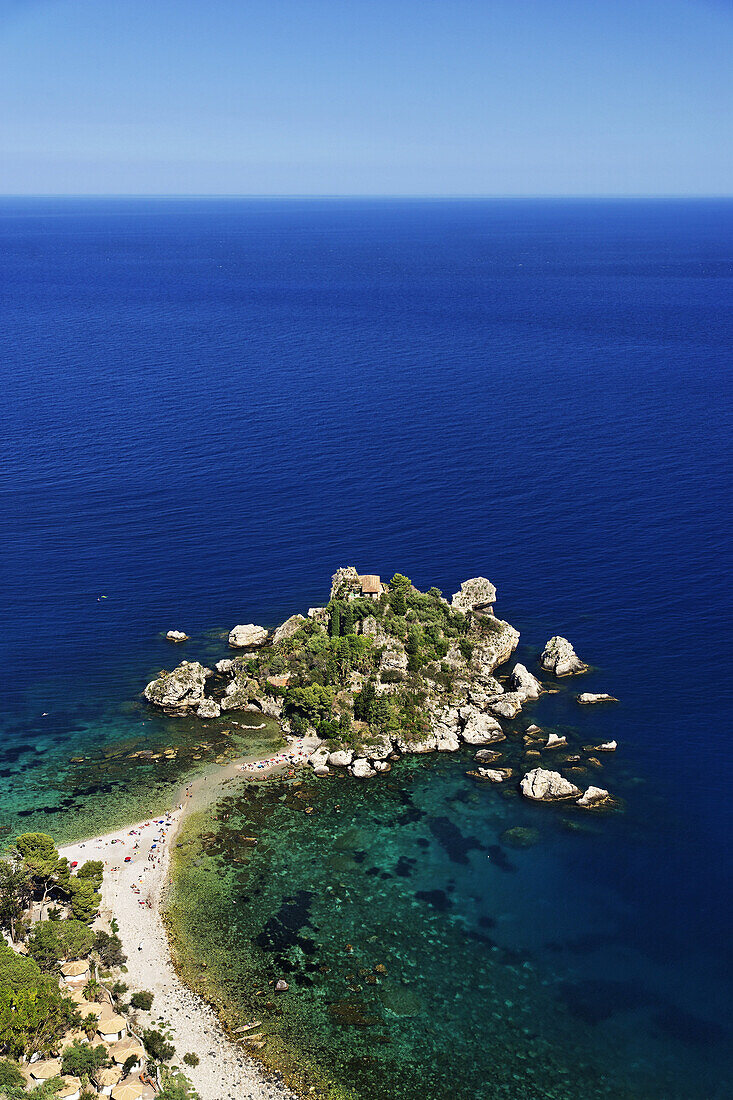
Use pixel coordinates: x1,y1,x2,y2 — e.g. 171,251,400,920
1,198,731,1097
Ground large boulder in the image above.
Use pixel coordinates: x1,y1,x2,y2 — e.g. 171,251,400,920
451,577,497,612
487,691,525,719
508,663,543,700
432,707,462,751
471,620,520,674
272,614,306,646
330,566,362,601
196,698,221,719
520,768,581,801
144,661,212,711
460,708,505,745
229,624,268,649
328,748,354,768
351,757,377,779
539,637,587,676
360,732,393,761
577,692,617,705
166,630,188,643
393,731,438,754
308,746,330,770
577,786,611,809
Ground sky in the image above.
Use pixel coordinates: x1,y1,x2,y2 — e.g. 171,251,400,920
0,0,731,196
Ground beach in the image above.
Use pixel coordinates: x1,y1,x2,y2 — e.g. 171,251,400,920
59,749,306,1100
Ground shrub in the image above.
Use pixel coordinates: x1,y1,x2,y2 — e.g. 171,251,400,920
93,929,126,968
0,1059,25,1091
61,1039,109,1077
183,1052,199,1067
143,1028,175,1063
130,990,154,1010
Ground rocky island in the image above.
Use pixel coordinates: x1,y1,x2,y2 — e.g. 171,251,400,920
143,568,617,809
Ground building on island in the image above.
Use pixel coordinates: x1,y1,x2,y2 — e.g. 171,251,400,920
358,575,383,599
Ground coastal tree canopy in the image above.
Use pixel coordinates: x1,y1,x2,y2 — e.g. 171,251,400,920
61,1038,109,1077
0,943,77,1058
26,919,94,971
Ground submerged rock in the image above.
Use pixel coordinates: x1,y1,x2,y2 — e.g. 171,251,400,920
228,623,268,649
501,826,540,849
520,767,581,801
475,748,502,764
476,767,512,782
272,614,306,645
508,663,543,700
144,661,212,711
539,636,588,676
451,577,497,612
577,692,617,705
166,630,188,643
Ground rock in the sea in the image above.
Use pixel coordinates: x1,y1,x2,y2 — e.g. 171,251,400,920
313,765,330,776
520,768,581,802
577,692,617,705
545,733,567,748
475,748,502,764
501,826,540,849
328,748,354,768
373,760,392,773
166,630,188,643
539,636,588,676
196,698,221,719
461,709,505,745
351,757,377,779
477,767,512,782
595,740,618,752
508,663,543,700
308,746,330,771
229,624,269,649
577,786,611,808
451,577,497,612
272,614,306,645
487,692,525,719
144,661,213,711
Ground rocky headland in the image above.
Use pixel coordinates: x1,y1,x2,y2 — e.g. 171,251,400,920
143,568,618,810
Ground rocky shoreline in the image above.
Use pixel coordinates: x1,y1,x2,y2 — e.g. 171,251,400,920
143,569,618,812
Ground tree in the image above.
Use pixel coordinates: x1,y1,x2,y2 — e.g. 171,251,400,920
129,990,154,1010
143,1028,175,1063
353,679,376,722
0,943,77,1058
61,1039,109,1078
26,920,94,971
391,587,406,616
75,861,104,889
0,861,30,943
12,834,68,918
68,876,101,923
329,604,341,638
341,604,354,635
93,930,126,969
0,1058,25,1091
183,1052,199,1067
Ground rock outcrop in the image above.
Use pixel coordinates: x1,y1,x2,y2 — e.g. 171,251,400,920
508,663,543,700
328,748,354,768
471,620,520,674
486,691,525,719
460,708,505,745
577,692,617,705
539,637,588,676
166,630,188,643
330,566,362,601
144,661,212,711
520,768,581,801
272,614,306,645
577,786,611,808
196,698,221,719
229,624,268,649
451,577,497,612
350,757,376,779
545,733,567,748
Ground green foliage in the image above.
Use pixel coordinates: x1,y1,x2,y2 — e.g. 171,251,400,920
0,1058,25,1090
0,862,30,943
26,920,94,971
122,1054,140,1076
75,861,103,889
93,930,126,969
183,1052,199,1067
68,876,101,923
459,638,474,662
283,684,334,724
143,1028,175,1063
12,834,68,911
329,605,340,638
389,573,412,589
428,586,443,599
390,587,406,616
61,1039,109,1077
129,990,154,1010
157,1069,198,1100
0,943,76,1058
353,679,376,722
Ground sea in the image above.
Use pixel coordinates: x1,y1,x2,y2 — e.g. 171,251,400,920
1,197,731,1098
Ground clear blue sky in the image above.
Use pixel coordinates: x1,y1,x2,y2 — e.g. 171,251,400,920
0,0,731,195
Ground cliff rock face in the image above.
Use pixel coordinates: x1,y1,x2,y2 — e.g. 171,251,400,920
487,691,525,719
229,624,269,649
272,614,306,645
196,698,221,719
508,663,543,700
330,566,362,601
539,636,587,676
451,577,497,612
144,661,212,711
471,619,520,674
520,768,581,801
460,708,505,744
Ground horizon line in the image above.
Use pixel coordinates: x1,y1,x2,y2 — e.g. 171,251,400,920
0,192,731,201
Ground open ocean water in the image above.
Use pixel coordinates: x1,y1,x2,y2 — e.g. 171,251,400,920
1,197,731,1097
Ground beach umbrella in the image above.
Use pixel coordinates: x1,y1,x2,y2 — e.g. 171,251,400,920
29,1059,62,1081
111,1082,145,1100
